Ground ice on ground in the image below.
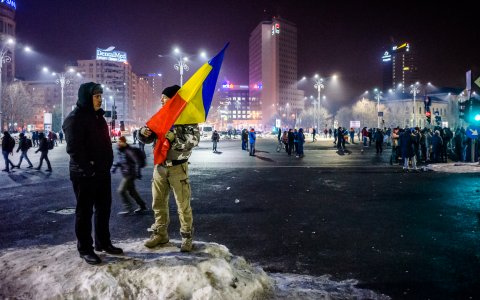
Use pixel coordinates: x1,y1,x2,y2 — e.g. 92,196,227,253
0,239,389,299
426,162,480,173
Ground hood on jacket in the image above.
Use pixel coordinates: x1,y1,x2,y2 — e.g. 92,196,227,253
76,82,103,111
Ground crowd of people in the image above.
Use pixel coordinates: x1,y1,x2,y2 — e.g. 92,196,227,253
1,130,63,173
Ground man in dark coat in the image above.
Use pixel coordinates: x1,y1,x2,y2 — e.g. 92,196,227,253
35,132,52,171
62,82,122,265
1,131,15,172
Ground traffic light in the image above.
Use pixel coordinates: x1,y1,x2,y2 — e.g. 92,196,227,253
112,110,117,119
468,98,480,123
120,121,125,131
458,100,468,119
425,111,431,124
435,115,442,125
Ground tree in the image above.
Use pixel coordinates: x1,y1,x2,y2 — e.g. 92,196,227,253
351,99,377,128
335,106,353,128
52,106,62,132
1,81,33,132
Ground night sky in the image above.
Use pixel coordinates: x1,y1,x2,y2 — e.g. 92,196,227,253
15,0,479,112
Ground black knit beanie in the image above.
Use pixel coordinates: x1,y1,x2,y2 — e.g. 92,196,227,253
162,85,181,98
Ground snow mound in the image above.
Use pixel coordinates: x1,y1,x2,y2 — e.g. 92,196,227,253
0,239,389,299
426,162,480,173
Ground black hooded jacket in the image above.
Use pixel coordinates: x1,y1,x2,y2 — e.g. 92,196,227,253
62,82,113,178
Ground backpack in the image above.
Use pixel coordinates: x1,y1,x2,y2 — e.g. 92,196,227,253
130,147,146,168
7,136,15,152
26,138,33,149
48,139,54,150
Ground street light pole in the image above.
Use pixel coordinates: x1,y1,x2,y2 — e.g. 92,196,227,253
56,73,71,127
374,88,382,128
410,82,420,127
0,39,14,131
174,56,189,86
160,49,207,87
313,75,324,131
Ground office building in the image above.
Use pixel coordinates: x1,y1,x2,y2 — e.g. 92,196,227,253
382,42,417,93
249,17,304,130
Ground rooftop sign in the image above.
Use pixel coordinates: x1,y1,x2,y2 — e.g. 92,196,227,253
1,0,16,10
96,47,127,63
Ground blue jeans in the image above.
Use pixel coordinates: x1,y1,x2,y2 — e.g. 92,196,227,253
249,142,255,155
2,150,14,171
18,151,33,167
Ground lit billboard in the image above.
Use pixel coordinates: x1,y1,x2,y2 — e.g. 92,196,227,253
96,47,127,62
0,0,16,10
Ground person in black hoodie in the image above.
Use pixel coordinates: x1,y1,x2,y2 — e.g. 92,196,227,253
62,82,123,265
35,132,52,171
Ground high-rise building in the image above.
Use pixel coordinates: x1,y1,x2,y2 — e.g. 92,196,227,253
0,1,16,83
209,81,257,130
24,81,60,131
135,74,162,125
76,56,133,125
382,42,417,93
249,17,304,130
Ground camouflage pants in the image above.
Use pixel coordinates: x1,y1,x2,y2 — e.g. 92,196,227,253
151,162,192,233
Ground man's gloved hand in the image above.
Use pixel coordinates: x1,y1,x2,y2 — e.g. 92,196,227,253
165,131,175,143
140,127,152,137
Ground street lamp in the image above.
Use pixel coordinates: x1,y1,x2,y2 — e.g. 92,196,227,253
43,67,75,127
374,88,382,128
313,74,324,130
104,86,119,141
159,48,207,86
0,38,14,131
410,82,420,127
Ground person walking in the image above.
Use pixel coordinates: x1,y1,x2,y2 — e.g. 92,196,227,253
63,82,123,265
14,133,33,169
1,131,16,172
32,131,39,147
59,131,64,144
132,129,138,144
248,128,256,156
211,130,220,153
374,128,384,154
287,128,295,156
241,129,248,151
34,132,52,172
52,131,58,146
139,85,200,252
312,128,316,142
296,128,305,158
112,136,148,215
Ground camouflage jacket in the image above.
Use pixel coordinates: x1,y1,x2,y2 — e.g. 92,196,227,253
138,124,200,163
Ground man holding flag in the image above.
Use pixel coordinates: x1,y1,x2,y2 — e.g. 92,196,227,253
139,44,228,252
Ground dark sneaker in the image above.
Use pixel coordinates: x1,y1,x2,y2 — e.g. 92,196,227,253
45,169,52,172
134,207,149,214
95,245,123,255
118,210,135,216
80,252,101,265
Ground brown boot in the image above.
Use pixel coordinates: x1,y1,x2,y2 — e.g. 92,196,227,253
144,227,169,248
180,229,194,252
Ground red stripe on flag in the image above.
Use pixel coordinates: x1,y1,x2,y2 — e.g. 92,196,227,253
146,94,187,165
146,95,187,136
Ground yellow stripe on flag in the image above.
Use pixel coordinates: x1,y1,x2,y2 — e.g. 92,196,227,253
175,63,213,125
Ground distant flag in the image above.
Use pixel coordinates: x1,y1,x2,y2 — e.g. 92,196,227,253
146,43,229,164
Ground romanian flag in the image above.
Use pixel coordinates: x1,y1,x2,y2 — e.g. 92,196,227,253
146,43,228,165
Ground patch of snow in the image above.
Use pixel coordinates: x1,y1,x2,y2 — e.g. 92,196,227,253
0,240,389,299
426,162,480,173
